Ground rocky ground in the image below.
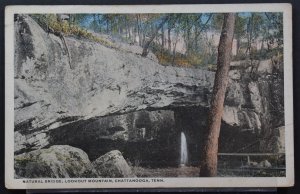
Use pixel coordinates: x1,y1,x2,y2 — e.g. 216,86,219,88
15,146,135,178
132,166,200,177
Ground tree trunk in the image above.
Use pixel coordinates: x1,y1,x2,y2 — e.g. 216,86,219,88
96,14,102,32
129,27,131,41
124,18,128,38
161,25,165,47
141,15,169,57
186,24,191,56
236,34,240,56
246,14,253,55
142,33,145,47
134,25,137,43
68,14,72,27
172,41,177,65
195,25,200,50
199,13,235,177
168,26,171,52
172,32,179,65
93,14,97,31
161,25,165,55
136,15,141,45
106,18,109,34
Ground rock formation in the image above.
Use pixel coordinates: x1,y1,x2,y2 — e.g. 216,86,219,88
13,15,285,173
14,15,214,155
92,150,135,178
14,145,97,178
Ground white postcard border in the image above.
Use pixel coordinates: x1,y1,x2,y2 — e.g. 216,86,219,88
5,4,294,189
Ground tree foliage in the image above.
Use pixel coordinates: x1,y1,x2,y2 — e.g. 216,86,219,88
31,12,283,68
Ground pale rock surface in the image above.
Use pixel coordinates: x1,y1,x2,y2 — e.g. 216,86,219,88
14,145,97,178
92,150,135,178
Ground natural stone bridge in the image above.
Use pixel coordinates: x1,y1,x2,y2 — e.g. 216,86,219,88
14,15,284,167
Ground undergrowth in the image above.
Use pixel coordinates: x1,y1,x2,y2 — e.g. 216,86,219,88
151,43,217,69
29,14,282,71
30,14,114,48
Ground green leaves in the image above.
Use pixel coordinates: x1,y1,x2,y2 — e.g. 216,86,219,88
31,12,283,68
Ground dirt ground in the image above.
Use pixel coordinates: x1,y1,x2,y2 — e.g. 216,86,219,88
132,165,285,177
132,166,200,177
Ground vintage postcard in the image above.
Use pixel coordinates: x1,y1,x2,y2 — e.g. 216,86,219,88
5,4,293,189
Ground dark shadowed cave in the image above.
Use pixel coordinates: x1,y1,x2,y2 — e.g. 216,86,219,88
40,106,260,168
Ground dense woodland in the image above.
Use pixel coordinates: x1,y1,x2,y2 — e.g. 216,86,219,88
31,12,283,69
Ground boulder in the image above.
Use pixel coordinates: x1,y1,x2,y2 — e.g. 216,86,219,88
237,110,261,133
222,105,239,126
228,69,241,80
225,81,244,107
257,59,273,74
14,145,97,178
248,82,262,113
259,126,285,153
92,150,135,178
258,160,272,168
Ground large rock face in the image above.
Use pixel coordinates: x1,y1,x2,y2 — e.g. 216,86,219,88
92,150,135,178
13,15,285,170
14,15,214,131
14,145,97,178
220,59,285,153
14,15,214,155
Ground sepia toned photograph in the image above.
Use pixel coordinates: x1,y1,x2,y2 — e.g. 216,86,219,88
5,4,293,189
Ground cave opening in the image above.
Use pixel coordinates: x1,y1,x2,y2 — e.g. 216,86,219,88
41,105,263,170
46,107,209,169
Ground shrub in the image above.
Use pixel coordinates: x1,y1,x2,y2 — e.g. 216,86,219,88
30,14,115,48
